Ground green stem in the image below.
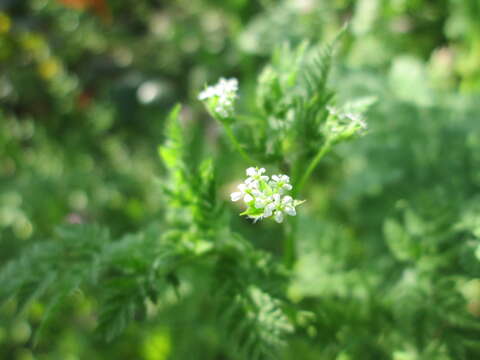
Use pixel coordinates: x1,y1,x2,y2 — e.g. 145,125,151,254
295,140,332,196
283,140,333,269
284,141,332,267
283,216,298,269
224,123,254,163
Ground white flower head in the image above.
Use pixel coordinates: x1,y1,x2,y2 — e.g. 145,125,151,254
328,106,367,129
230,167,304,223
198,77,238,120
230,184,253,203
326,98,375,140
245,167,269,187
269,174,292,194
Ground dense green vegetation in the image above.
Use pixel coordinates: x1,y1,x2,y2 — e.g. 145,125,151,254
1,1,480,359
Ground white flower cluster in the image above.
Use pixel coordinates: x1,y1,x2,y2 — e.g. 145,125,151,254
230,167,304,223
326,105,368,134
198,77,238,119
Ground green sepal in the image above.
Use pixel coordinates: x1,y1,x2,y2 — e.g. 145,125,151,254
240,206,265,218
294,200,306,207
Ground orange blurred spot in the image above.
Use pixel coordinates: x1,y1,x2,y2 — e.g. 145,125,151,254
57,0,112,23
58,0,88,10
77,90,93,109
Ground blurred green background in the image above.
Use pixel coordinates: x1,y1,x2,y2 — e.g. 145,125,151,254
1,0,480,359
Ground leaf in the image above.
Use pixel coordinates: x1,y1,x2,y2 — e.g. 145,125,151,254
383,218,418,262
158,104,183,170
96,277,142,342
212,245,294,360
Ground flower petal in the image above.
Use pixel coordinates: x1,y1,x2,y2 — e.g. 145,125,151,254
255,198,265,208
244,194,254,203
273,194,281,204
274,211,284,223
282,196,293,204
264,203,275,217
231,192,242,202
246,167,256,177
285,206,296,216
251,189,262,197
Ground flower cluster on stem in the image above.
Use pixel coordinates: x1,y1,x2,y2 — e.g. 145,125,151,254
231,167,304,223
326,105,368,140
198,77,238,120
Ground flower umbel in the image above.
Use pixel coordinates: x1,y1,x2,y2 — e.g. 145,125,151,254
326,105,368,136
231,167,304,223
198,77,238,120
324,97,376,142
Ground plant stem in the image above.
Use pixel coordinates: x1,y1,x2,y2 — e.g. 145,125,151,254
283,216,298,269
295,140,332,196
284,140,332,268
224,123,254,163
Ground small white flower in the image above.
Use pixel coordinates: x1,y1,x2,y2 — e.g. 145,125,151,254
263,202,276,218
326,104,368,136
269,174,292,193
230,191,242,202
246,167,258,177
273,174,289,183
245,177,259,189
282,195,293,204
272,193,281,203
230,183,254,203
282,197,296,216
284,206,296,216
255,198,266,209
198,87,216,101
198,77,238,119
230,167,304,223
245,167,269,188
274,210,284,223
246,167,268,179
244,193,254,203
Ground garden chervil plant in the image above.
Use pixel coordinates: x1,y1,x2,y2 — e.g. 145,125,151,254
3,0,480,359
0,33,374,360
230,167,305,223
196,33,373,272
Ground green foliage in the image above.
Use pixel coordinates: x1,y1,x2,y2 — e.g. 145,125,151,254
212,238,294,359
159,105,223,235
242,40,336,163
2,0,480,359
1,97,301,358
